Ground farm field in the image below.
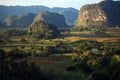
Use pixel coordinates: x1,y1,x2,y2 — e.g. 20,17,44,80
0,28,120,80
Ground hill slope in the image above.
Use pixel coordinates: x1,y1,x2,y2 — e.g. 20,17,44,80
28,20,60,39
32,11,67,28
2,13,36,28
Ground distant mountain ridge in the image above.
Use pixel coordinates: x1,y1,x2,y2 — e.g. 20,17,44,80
51,7,78,24
0,5,78,24
1,11,67,28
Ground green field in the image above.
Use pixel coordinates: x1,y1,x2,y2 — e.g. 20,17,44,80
0,28,120,80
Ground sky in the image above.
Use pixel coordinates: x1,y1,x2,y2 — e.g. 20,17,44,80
0,0,117,9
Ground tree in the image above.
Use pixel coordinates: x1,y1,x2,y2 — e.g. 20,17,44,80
0,49,6,80
0,49,48,80
28,20,60,39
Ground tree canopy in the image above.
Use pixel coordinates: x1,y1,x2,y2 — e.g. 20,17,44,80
28,20,60,39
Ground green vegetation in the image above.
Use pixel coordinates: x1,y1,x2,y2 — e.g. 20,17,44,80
0,29,27,40
28,21,60,39
0,49,48,80
0,25,120,80
72,25,107,32
0,36,120,80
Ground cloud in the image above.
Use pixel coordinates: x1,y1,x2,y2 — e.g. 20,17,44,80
40,0,83,8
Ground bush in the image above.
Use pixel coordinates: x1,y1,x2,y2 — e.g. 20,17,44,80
0,49,49,80
7,48,26,59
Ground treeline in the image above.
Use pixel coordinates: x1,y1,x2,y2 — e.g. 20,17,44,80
0,29,27,39
72,25,107,32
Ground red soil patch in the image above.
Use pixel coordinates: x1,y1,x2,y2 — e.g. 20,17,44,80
16,57,56,65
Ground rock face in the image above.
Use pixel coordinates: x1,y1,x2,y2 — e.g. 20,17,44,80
32,11,67,28
2,15,18,27
2,13,35,27
75,1,120,27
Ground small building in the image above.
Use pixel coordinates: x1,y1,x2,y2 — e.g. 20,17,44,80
91,48,99,54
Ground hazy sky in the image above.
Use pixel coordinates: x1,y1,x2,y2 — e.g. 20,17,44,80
0,0,116,9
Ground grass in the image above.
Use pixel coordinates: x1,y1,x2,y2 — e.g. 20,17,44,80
1,28,120,52
0,28,120,80
0,43,56,47
15,56,73,76
61,29,120,42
